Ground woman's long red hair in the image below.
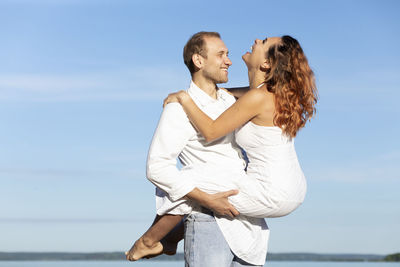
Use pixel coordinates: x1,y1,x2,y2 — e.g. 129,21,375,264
265,35,318,138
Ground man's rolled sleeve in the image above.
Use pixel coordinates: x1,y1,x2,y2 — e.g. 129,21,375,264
146,103,196,201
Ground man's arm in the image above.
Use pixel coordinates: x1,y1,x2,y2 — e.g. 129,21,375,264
147,103,239,217
146,103,196,201
186,188,240,218
225,86,250,98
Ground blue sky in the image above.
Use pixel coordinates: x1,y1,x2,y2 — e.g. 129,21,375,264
0,0,399,255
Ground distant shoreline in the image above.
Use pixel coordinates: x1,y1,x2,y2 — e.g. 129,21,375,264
0,252,394,262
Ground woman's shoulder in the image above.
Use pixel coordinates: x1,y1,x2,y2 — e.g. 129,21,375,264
242,87,270,102
219,87,233,96
239,88,275,115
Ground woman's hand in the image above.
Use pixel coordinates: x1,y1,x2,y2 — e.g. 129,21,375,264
163,90,189,107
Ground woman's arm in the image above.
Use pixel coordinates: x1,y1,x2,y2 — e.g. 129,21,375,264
165,89,267,142
224,86,250,98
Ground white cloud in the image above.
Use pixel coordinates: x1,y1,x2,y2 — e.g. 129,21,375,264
0,167,143,180
0,217,146,224
376,150,400,161
0,0,110,5
0,67,188,102
307,150,400,183
312,165,399,183
320,68,400,94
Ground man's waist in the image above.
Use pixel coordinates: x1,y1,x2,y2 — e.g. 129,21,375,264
181,161,245,172
180,146,245,164
191,204,214,216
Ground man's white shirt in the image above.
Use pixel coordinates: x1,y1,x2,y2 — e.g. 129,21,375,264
146,81,269,265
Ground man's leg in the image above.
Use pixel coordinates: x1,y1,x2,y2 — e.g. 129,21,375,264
184,211,234,267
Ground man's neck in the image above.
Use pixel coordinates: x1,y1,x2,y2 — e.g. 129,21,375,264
192,75,218,99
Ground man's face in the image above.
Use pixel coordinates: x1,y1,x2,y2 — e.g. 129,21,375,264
201,37,232,84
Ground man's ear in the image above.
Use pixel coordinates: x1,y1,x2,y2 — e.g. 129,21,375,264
192,54,204,70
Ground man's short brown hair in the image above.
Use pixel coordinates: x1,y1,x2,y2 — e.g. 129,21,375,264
183,31,221,74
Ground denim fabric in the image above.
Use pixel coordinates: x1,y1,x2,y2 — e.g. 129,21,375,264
184,212,262,267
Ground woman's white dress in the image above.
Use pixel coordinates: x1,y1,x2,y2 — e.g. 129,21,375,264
156,121,306,218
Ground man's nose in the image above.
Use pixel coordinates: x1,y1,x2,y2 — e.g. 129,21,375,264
225,56,232,66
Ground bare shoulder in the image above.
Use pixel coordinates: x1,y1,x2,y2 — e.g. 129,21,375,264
219,87,233,96
240,88,270,103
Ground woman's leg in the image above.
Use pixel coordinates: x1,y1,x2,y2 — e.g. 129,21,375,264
145,216,185,259
126,214,184,261
160,218,185,255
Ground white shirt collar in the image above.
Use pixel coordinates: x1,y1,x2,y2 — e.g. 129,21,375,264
188,81,229,107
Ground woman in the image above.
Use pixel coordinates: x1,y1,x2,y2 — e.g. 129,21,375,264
126,35,317,261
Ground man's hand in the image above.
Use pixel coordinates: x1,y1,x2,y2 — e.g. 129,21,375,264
186,188,240,218
204,190,240,218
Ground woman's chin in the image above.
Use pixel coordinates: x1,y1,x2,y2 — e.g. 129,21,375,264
242,54,250,64
242,57,250,68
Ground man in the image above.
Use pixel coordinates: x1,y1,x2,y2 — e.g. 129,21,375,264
146,32,269,266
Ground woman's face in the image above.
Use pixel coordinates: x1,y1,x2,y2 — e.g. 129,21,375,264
242,37,281,71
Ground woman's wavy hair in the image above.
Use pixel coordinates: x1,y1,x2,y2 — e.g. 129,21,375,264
265,35,318,138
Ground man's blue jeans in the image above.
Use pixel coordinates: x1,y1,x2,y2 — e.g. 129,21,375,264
184,212,263,267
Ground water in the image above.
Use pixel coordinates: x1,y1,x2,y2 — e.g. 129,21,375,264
0,261,398,267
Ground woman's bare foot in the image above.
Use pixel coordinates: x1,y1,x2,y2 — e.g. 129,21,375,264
142,238,178,259
125,237,163,261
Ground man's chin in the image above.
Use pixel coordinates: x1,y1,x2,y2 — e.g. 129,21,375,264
219,74,229,84
216,78,228,84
